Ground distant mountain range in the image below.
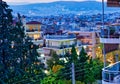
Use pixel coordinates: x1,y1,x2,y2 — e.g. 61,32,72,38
10,1,120,16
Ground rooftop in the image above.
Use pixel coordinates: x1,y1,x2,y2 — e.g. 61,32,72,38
45,35,76,40
26,21,41,24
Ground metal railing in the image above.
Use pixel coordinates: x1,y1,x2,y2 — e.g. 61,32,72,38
45,44,78,49
102,62,120,83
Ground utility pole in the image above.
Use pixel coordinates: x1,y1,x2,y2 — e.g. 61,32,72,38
72,63,75,84
102,0,106,68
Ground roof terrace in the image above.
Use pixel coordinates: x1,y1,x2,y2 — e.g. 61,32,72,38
45,35,76,40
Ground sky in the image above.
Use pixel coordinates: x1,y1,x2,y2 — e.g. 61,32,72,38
4,0,107,3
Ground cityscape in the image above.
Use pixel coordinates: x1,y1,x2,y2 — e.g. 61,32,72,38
0,0,120,84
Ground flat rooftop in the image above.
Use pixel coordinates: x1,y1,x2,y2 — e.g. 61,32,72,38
45,35,76,40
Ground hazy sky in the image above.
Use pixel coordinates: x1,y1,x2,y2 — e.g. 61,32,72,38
4,0,107,3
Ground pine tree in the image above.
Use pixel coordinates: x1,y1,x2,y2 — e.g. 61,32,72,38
84,57,95,84
75,47,89,82
92,58,103,80
78,47,89,63
57,45,78,80
0,1,44,83
71,45,78,63
47,50,60,69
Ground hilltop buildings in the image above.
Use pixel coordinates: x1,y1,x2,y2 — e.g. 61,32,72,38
22,12,120,63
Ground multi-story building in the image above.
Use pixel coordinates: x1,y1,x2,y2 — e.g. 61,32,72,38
68,31,99,58
99,23,120,66
25,21,43,46
100,24,120,53
26,21,42,40
43,35,81,59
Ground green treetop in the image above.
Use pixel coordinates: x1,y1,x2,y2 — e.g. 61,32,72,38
0,1,45,83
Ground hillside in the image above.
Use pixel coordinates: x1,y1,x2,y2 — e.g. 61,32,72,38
10,1,120,16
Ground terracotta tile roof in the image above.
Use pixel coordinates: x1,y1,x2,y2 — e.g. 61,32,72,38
26,21,41,24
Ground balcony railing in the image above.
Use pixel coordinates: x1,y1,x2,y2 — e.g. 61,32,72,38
32,40,43,45
101,35,120,38
45,35,76,39
26,29,40,32
102,62,120,84
100,31,120,43
100,37,120,44
100,27,120,37
45,44,80,49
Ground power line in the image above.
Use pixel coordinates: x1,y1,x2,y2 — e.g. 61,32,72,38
9,74,44,84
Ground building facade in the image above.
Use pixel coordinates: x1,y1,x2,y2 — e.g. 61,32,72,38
68,31,99,58
25,21,43,46
26,21,42,40
43,35,81,58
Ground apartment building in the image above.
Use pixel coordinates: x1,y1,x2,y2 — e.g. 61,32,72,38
100,24,120,53
43,35,81,59
68,31,99,58
25,21,43,46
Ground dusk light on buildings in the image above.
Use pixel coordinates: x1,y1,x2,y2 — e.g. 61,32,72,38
0,0,120,84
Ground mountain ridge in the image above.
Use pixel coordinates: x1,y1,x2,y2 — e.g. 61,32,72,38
10,1,120,16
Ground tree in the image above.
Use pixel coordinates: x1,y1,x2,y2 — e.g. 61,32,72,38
0,1,44,83
71,45,78,63
0,1,14,83
46,46,103,84
57,63,72,80
76,48,103,84
56,45,78,81
75,47,89,82
92,58,103,80
78,47,89,63
84,58,103,84
84,57,95,84
47,50,61,69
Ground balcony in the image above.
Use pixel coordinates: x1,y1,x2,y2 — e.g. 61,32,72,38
45,44,78,49
100,30,120,44
45,35,76,40
102,62,120,84
26,29,40,32
100,37,120,44
32,40,43,45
